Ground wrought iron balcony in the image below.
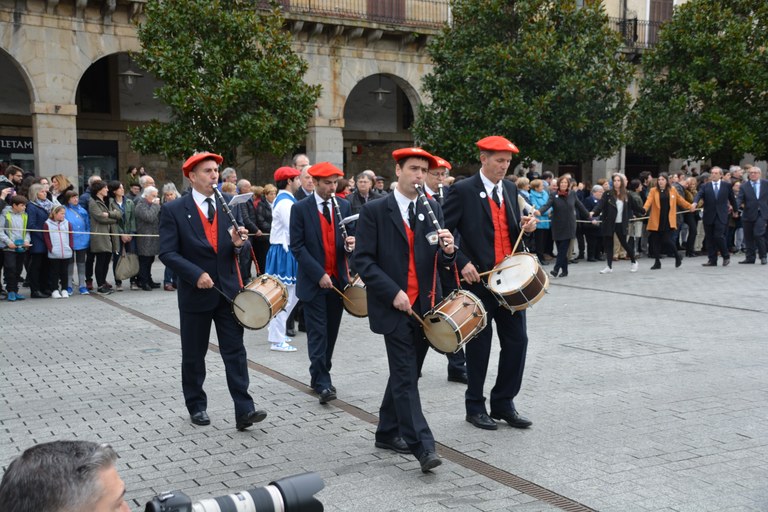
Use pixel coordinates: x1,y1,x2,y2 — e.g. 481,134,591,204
608,16,665,50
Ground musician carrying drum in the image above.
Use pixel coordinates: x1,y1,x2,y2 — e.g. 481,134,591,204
442,135,539,432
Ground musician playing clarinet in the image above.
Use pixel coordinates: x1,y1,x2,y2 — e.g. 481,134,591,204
159,152,268,431
355,147,455,473
289,162,355,405
423,155,468,385
443,136,537,431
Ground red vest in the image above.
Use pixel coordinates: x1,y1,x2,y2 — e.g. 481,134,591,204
197,207,218,253
488,197,512,265
404,222,419,306
318,210,337,279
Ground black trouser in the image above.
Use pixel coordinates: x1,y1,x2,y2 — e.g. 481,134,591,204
703,221,729,262
649,230,676,261
2,251,24,293
28,252,50,293
534,229,549,262
49,258,70,291
604,224,635,268
138,255,155,286
553,239,570,274
683,213,698,254
94,252,111,286
743,216,767,260
85,250,95,282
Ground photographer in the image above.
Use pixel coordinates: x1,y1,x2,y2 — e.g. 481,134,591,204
0,440,130,512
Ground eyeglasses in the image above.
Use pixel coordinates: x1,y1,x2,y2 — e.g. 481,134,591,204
427,170,448,177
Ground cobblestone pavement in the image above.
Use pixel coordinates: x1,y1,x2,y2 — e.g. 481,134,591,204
1,255,767,511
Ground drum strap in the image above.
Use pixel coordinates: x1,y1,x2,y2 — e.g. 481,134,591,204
234,253,245,289
452,263,462,290
250,245,261,276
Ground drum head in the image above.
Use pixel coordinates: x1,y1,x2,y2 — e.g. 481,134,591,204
488,254,538,294
343,286,368,318
232,290,271,330
423,314,459,354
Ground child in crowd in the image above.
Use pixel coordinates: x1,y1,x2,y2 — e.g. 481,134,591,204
44,205,74,298
63,191,91,295
0,195,32,301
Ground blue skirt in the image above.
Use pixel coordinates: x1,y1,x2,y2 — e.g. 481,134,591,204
265,244,297,286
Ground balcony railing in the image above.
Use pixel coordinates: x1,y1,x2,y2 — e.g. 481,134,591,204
608,17,666,50
259,0,450,31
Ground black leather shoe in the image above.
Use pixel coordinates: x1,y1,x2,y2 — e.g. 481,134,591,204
559,271,568,277
739,259,755,264
491,410,532,429
447,373,468,384
30,291,48,299
149,281,161,289
465,413,497,430
298,323,307,333
236,409,267,431
723,258,730,267
419,451,442,473
675,253,683,268
190,411,210,426
761,258,767,265
702,261,717,267
549,269,558,278
286,328,297,337
318,388,337,404
374,436,410,454
141,284,152,291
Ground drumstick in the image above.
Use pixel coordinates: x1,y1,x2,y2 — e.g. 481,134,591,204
510,225,526,255
211,284,246,313
408,309,427,329
331,285,356,305
459,263,521,283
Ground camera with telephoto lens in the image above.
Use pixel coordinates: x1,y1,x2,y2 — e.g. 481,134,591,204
144,472,324,512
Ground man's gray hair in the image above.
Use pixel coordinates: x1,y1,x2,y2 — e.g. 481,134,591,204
220,167,237,181
0,440,118,512
141,186,158,199
161,183,179,196
87,175,102,186
139,175,154,188
591,185,603,194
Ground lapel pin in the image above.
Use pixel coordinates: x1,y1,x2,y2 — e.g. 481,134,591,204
418,213,425,222
479,191,487,199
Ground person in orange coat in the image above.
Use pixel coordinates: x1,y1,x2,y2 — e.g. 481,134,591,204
643,172,693,270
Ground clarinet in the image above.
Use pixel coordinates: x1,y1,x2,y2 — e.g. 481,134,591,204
414,184,450,248
437,183,444,203
211,183,248,241
330,193,351,252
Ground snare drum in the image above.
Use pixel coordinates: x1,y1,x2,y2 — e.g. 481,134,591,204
342,274,367,318
486,253,549,311
231,275,288,330
423,290,487,354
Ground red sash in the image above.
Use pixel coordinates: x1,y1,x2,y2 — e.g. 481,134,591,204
488,197,512,265
404,221,419,306
197,207,218,253
318,211,337,279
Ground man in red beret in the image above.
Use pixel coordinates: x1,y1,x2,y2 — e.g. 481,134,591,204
159,152,267,430
355,147,456,473
289,162,355,404
264,166,302,352
443,136,538,431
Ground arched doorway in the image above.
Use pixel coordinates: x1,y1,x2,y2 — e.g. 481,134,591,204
0,50,34,174
342,73,419,180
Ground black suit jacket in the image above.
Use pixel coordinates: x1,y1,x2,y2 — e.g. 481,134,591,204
738,179,768,222
443,172,523,274
693,181,737,225
290,194,353,301
159,193,241,312
355,193,454,335
591,190,644,236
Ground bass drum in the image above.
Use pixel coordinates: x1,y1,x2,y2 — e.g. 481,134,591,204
343,274,367,318
231,275,288,330
486,253,549,311
423,290,487,354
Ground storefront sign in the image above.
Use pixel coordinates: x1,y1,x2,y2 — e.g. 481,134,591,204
0,136,33,152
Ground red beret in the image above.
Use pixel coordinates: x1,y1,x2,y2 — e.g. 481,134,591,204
432,156,452,170
182,152,224,178
273,166,301,182
391,147,438,168
308,162,343,179
476,136,520,154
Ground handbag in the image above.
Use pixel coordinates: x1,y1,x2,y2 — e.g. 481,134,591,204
114,246,139,281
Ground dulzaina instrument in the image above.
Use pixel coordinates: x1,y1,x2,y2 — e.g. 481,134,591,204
331,193,368,318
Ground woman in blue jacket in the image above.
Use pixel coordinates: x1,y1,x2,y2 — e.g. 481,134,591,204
63,190,91,294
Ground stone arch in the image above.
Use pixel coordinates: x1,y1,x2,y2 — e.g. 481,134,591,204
0,48,34,111
342,72,422,133
69,42,142,105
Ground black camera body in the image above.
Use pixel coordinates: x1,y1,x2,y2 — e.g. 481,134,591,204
145,472,324,512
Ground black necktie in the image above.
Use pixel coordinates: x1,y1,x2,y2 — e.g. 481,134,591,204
408,202,416,230
322,201,331,224
492,186,501,207
205,197,215,224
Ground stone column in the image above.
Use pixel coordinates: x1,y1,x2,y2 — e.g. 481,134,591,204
306,119,344,169
31,103,79,181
